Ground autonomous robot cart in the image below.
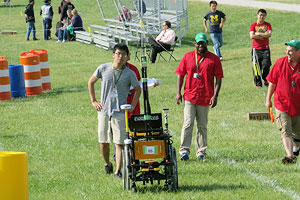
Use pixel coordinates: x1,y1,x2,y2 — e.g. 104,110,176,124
121,54,178,192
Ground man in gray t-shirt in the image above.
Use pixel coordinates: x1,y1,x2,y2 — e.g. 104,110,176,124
88,44,141,178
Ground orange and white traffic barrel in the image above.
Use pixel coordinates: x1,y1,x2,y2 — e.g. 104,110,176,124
0,56,12,101
30,49,52,91
19,52,42,96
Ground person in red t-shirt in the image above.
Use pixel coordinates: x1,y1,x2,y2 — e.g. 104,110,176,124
175,32,224,161
249,9,272,87
126,60,141,118
266,40,300,164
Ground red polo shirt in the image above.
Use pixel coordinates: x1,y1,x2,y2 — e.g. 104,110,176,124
175,50,224,106
127,62,141,118
267,56,300,116
249,22,272,50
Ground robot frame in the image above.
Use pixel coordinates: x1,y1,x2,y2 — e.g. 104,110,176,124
120,54,178,192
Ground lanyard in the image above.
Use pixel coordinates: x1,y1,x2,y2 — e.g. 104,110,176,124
195,50,205,71
289,61,300,73
112,66,124,87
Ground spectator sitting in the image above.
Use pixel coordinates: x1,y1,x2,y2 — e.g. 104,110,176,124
119,6,131,22
57,9,73,42
71,9,84,31
148,21,175,63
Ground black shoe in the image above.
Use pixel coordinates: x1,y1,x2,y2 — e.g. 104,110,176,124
282,156,297,164
293,148,300,157
105,163,113,174
114,170,122,178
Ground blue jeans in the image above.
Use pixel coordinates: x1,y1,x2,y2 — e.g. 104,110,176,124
25,21,36,40
58,28,67,41
43,18,52,40
210,32,223,58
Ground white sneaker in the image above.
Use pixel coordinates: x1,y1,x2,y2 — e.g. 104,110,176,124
220,57,223,61
57,40,62,43
62,40,66,43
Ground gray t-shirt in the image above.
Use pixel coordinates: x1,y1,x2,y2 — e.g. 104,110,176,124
93,62,139,116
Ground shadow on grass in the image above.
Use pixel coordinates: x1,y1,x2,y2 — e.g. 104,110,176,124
40,86,88,97
8,86,87,101
0,134,27,139
179,183,246,192
135,185,170,194
134,182,246,194
0,5,26,8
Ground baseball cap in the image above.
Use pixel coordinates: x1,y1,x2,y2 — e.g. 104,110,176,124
285,40,300,50
195,33,208,43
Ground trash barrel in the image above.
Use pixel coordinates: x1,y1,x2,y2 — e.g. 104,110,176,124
0,56,12,101
30,49,52,91
0,151,29,200
8,64,27,98
19,52,42,96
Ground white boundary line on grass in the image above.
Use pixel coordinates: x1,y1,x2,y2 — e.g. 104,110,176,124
170,129,299,199
211,151,300,200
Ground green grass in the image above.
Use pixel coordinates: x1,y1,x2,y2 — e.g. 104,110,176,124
1,1,300,199
255,0,300,4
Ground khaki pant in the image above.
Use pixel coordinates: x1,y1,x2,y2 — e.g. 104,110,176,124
275,109,300,140
179,101,209,157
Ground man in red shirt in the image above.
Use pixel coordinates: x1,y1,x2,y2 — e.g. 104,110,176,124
126,58,141,118
266,40,300,164
249,9,272,87
175,33,223,160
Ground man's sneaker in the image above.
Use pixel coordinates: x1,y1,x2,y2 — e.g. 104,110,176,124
198,155,206,160
105,163,113,174
114,170,122,178
293,146,300,157
282,156,297,164
220,57,223,61
180,153,189,161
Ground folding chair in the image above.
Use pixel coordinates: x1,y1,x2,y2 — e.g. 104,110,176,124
158,36,178,62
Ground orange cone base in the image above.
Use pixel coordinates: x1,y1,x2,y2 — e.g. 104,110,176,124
26,86,43,96
0,91,12,101
42,83,52,91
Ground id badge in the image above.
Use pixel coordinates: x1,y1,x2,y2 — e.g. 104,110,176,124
110,88,118,98
193,73,201,79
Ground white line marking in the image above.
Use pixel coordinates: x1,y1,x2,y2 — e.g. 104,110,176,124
171,129,300,199
211,151,300,200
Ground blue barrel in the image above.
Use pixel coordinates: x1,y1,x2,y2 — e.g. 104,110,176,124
8,65,26,98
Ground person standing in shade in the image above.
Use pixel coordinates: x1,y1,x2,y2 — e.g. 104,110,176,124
25,0,38,41
203,0,226,61
249,9,272,88
266,40,300,164
148,21,175,63
175,33,223,161
40,0,53,40
88,44,141,178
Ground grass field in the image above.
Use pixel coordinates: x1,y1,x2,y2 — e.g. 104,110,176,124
256,0,300,4
1,0,300,199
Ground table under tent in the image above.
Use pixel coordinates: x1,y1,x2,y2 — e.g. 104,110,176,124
76,0,188,50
